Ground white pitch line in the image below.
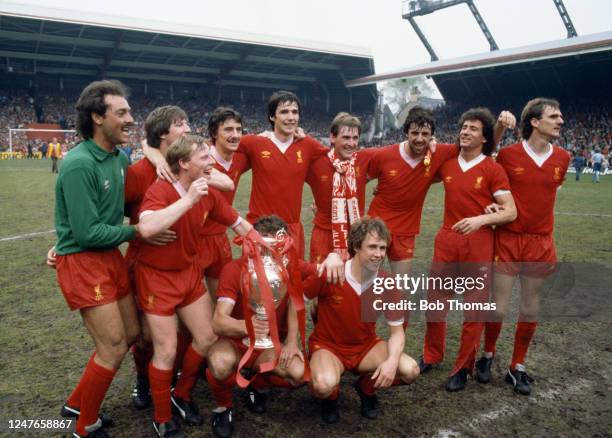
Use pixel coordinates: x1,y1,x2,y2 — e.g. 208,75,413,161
0,229,55,242
435,378,592,436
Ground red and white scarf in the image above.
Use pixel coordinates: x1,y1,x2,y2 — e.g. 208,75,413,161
329,149,360,260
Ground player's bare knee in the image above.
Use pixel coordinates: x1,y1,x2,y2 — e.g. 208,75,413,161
399,356,419,383
153,344,177,369
208,351,236,379
491,308,507,321
287,359,305,383
311,372,338,398
97,337,128,367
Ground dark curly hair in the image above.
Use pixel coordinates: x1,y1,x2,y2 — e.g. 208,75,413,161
75,80,128,140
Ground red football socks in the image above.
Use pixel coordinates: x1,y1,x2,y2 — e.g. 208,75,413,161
206,368,235,408
173,344,205,401
75,357,116,435
511,321,537,369
484,321,503,354
149,364,174,424
66,352,96,408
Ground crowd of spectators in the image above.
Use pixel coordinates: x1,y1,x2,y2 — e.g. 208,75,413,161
1,89,609,169
0,90,345,155
375,99,611,168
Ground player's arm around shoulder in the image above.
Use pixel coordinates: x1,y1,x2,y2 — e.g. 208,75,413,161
208,168,234,192
141,139,176,182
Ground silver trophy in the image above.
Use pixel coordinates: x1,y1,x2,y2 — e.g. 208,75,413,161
242,233,289,349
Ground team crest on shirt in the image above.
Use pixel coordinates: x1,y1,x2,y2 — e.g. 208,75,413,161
330,295,343,304
474,176,483,189
94,284,103,301
297,150,303,163
320,175,329,182
514,167,525,175
202,211,209,225
261,150,271,159
103,179,110,190
388,169,398,177
445,176,452,183
147,295,155,309
553,167,561,181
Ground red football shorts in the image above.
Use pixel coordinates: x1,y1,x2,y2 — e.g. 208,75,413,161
287,222,305,260
494,229,557,278
199,233,232,279
56,248,131,311
309,337,383,371
309,225,333,263
135,261,205,316
387,234,416,262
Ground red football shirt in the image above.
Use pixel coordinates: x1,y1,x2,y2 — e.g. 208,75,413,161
497,142,570,235
304,260,404,349
236,135,327,224
124,158,158,262
216,258,317,339
201,146,246,235
306,148,377,230
137,180,238,270
438,155,510,229
367,143,458,236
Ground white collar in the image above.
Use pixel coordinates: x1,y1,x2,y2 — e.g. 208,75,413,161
522,140,553,167
172,180,187,198
270,133,294,154
345,259,376,296
398,142,423,168
458,153,486,172
211,146,232,172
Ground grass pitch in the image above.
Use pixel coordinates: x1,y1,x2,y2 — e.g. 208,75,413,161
0,159,610,437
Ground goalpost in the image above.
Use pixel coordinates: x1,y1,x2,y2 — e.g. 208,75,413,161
7,128,77,158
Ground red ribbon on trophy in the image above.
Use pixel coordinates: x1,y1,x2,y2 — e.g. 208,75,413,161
235,229,310,388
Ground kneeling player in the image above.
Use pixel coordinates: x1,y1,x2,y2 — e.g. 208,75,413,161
307,217,419,424
136,135,255,438
206,215,342,437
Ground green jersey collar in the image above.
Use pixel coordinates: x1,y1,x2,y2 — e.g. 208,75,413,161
84,139,120,161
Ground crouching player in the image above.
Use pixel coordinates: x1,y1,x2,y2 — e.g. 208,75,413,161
136,135,255,438
306,217,419,424
206,215,343,437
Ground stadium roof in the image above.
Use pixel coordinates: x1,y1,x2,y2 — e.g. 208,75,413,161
346,31,612,87
0,5,376,110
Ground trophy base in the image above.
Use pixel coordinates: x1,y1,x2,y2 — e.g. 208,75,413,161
242,337,274,350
